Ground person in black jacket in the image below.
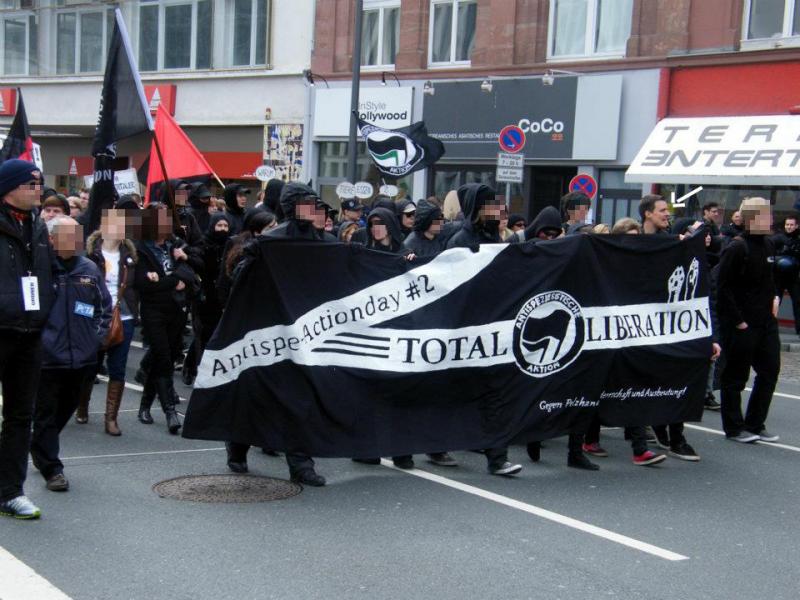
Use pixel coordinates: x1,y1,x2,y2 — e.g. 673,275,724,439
224,182,331,487
223,183,250,235
134,204,198,435
0,159,55,520
30,216,112,492
720,211,745,241
365,207,407,254
717,197,781,444
193,213,231,356
771,214,800,336
187,182,213,233
402,199,446,258
445,183,522,477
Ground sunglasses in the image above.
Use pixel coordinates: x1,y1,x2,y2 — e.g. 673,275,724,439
403,211,416,217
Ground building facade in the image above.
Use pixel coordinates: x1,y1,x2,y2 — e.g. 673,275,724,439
309,0,800,222
0,0,314,192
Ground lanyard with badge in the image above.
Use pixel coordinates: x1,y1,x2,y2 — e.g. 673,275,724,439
21,271,40,311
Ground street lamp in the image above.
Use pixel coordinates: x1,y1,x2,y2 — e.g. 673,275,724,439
423,80,435,96
381,71,401,87
480,79,493,93
303,69,330,88
542,69,580,86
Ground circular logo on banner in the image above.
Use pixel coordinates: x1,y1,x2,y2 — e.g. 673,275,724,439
254,165,276,182
498,125,526,153
568,174,598,200
512,291,585,378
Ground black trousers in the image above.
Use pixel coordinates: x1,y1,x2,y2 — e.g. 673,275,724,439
30,366,96,480
625,426,649,456
776,275,800,333
140,305,185,379
652,423,686,449
720,320,780,436
227,442,315,476
0,332,43,502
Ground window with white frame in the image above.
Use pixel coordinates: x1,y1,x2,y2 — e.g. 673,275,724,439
228,0,267,67
548,0,632,59
138,0,213,71
744,0,800,40
0,11,37,76
361,1,400,67
56,9,114,74
429,0,476,65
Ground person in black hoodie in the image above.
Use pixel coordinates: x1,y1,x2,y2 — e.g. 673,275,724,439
445,183,522,477
261,179,285,222
0,160,55,520
402,199,445,258
187,182,213,233
718,197,781,444
366,207,407,254
224,182,331,487
396,198,416,238
134,204,198,435
223,183,250,235
721,211,745,241
508,206,562,243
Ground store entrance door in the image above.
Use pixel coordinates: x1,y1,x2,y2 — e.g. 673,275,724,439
530,166,577,217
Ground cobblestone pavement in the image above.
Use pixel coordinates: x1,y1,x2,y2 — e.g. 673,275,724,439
780,351,800,383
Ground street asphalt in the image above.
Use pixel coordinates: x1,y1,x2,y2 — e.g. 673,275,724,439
1,340,799,600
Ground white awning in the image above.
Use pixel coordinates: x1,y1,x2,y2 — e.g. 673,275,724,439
626,115,800,185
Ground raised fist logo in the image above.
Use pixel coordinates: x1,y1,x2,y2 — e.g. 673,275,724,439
684,258,699,300
668,266,685,303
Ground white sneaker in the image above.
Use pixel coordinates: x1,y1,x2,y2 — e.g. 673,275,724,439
489,462,522,476
757,430,780,442
0,495,41,520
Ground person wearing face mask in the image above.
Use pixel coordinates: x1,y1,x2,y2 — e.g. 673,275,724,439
187,182,213,233
396,199,416,238
445,183,522,477
224,182,331,487
402,198,446,258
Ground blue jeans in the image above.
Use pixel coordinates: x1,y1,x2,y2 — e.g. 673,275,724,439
105,320,135,382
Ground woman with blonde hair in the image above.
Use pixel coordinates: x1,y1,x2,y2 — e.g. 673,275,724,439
611,217,642,235
442,190,461,221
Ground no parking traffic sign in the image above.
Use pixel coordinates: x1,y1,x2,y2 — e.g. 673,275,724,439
568,173,598,200
498,125,526,153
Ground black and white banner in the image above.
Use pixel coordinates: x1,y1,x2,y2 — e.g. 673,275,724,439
183,235,713,457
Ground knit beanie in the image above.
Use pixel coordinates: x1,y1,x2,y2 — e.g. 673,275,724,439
0,159,40,199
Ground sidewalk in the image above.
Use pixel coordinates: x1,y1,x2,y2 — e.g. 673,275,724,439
779,327,800,352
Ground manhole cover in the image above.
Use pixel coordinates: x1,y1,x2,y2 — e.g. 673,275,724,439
152,474,302,503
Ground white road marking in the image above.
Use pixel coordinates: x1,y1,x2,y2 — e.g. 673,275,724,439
746,387,800,401
684,424,800,453
130,340,144,349
0,544,73,600
380,459,689,562
59,447,225,461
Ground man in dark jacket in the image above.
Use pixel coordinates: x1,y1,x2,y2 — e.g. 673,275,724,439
225,182,331,486
30,217,112,492
445,183,522,477
772,214,800,336
187,182,213,233
402,199,445,258
223,183,250,235
0,159,55,520
508,206,562,243
721,211,745,240
718,197,781,443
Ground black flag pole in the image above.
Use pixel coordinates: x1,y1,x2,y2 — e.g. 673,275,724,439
347,0,363,184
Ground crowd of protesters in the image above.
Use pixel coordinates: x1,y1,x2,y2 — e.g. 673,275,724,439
0,156,786,520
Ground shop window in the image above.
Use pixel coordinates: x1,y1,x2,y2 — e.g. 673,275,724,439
138,0,213,71
743,0,800,42
362,1,400,68
228,0,267,67
0,12,37,75
56,9,115,74
429,0,477,66
548,0,632,60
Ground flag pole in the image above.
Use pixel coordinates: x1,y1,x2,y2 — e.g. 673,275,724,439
152,132,186,237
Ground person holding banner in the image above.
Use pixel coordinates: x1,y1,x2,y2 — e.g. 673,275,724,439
224,182,330,486
446,183,522,477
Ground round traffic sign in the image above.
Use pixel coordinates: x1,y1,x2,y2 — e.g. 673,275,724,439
568,173,598,200
498,125,526,153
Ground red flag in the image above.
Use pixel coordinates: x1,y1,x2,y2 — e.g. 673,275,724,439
145,108,213,203
0,89,35,165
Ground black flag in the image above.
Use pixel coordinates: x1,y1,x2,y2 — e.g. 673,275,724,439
183,235,712,458
0,89,35,166
86,8,152,233
357,115,445,178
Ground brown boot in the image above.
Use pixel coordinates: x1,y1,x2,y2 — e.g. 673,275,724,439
104,380,125,436
74,376,93,424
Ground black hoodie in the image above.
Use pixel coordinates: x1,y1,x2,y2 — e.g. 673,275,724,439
223,184,248,234
265,182,336,241
446,183,501,249
396,198,416,237
366,207,406,253
188,182,212,233
510,206,562,243
263,179,285,222
403,199,445,257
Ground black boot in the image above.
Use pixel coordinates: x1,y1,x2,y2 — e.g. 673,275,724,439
138,376,155,424
567,452,600,471
226,442,249,473
155,377,181,435
526,442,541,462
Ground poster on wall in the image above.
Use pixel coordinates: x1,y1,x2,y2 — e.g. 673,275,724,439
263,124,303,182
